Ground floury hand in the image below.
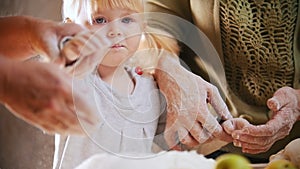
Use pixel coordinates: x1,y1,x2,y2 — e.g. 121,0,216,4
60,30,112,78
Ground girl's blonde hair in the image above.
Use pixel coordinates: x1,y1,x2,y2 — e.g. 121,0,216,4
63,0,179,72
63,0,144,24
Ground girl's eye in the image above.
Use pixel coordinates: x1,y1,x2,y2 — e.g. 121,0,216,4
94,17,107,24
121,17,134,24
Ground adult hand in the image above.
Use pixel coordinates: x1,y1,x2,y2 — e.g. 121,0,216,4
154,54,232,150
0,16,85,63
0,59,98,135
60,30,111,77
28,17,86,65
224,87,300,154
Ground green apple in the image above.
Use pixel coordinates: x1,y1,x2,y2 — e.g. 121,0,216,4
214,153,253,169
265,159,297,169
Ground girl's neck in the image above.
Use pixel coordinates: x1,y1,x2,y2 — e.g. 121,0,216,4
97,64,135,95
97,64,118,83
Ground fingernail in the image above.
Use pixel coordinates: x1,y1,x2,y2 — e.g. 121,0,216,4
232,133,240,139
268,98,280,111
233,140,242,147
242,149,250,154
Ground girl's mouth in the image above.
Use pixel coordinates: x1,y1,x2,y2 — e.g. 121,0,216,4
111,44,125,48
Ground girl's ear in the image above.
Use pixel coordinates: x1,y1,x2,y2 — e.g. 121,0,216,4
63,17,73,23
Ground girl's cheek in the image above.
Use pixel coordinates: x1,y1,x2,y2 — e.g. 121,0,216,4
87,25,100,31
83,22,103,30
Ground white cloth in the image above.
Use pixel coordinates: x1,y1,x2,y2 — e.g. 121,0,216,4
54,67,166,169
75,151,215,169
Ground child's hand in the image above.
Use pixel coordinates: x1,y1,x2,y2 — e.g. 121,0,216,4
60,30,112,77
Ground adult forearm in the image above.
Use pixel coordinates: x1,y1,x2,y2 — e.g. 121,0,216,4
0,16,39,60
154,54,181,97
154,53,199,106
154,53,191,89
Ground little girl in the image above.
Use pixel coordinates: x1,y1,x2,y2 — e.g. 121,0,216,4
54,0,179,168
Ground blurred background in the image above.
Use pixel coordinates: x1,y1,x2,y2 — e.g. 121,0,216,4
0,0,62,168
0,0,62,20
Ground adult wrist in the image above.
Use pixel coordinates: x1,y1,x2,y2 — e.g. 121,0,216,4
154,52,180,80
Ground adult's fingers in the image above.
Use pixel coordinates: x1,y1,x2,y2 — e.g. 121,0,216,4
178,126,199,147
196,103,224,139
232,123,289,144
70,87,99,126
235,111,293,138
51,97,85,134
209,85,232,120
232,133,272,147
164,125,181,150
237,140,271,154
222,118,250,135
231,133,273,154
267,87,297,112
61,30,111,76
65,52,103,77
8,103,83,135
188,121,206,143
40,35,62,64
242,147,270,154
40,109,83,135
59,73,98,131
58,23,85,38
60,32,89,61
62,30,111,61
46,23,85,64
33,95,85,135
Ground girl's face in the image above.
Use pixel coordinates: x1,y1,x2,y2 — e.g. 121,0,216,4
76,8,144,67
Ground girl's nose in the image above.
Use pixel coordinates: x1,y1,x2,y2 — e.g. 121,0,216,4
107,29,122,38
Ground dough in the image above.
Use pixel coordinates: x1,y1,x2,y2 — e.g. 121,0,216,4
75,151,215,169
